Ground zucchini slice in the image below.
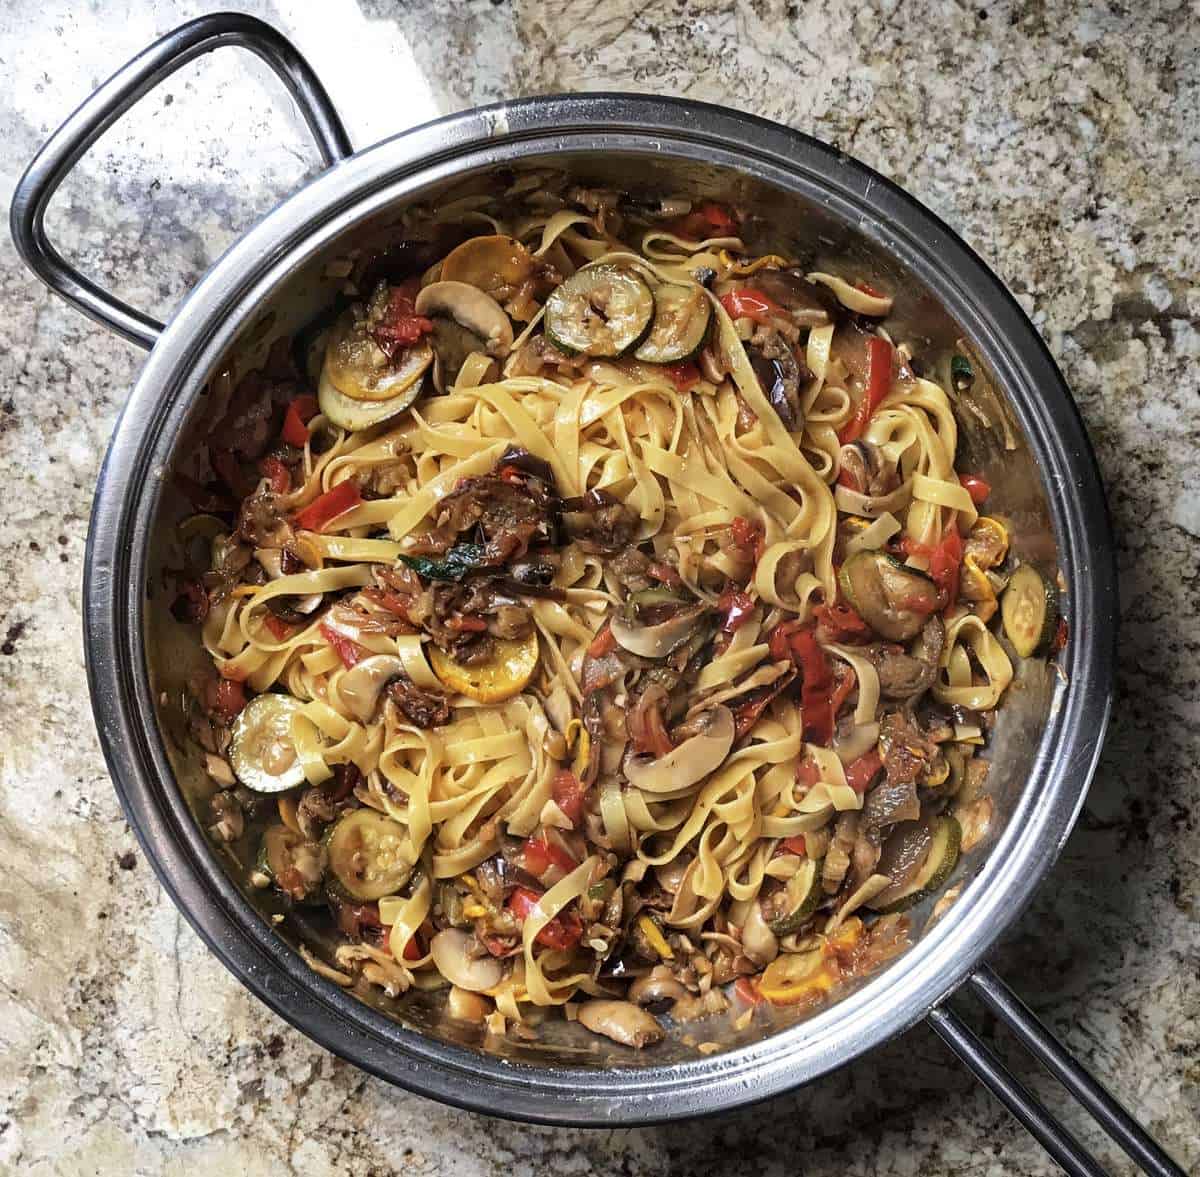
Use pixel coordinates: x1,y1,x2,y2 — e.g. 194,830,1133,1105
1002,564,1059,657
428,631,540,704
838,551,940,642
544,265,654,357
869,816,961,914
258,824,328,903
325,809,413,901
229,693,306,793
634,282,712,364
767,856,824,936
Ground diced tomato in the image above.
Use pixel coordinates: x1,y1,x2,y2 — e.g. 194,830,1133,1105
718,588,755,633
720,287,783,325
320,621,368,668
281,395,319,447
587,624,617,658
733,976,763,1006
838,336,893,444
552,768,587,827
958,473,991,505
901,523,964,609
814,602,871,642
647,560,684,589
446,614,488,633
781,835,808,856
294,479,362,533
508,886,583,951
214,677,246,721
523,833,578,879
730,515,766,562
263,613,297,640
258,456,291,494
663,361,701,391
371,285,434,358
845,747,883,794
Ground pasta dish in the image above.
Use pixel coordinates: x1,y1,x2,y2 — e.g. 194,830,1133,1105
174,177,1058,1049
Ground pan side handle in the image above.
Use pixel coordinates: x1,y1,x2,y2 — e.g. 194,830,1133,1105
927,965,1187,1177
9,12,352,350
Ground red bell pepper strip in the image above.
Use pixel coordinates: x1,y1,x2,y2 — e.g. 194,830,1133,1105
294,479,362,533
263,613,297,640
720,287,783,326
781,835,808,856
551,769,587,827
320,621,368,668
281,395,319,447
845,747,883,794
902,525,964,608
400,934,423,962
508,886,583,950
446,614,488,633
838,336,893,444
258,456,291,494
214,678,246,721
733,976,763,1006
663,361,701,391
790,626,836,746
958,473,991,505
718,588,756,633
587,624,618,658
523,833,578,878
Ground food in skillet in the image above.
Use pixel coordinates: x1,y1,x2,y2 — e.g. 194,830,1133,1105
174,179,1058,1048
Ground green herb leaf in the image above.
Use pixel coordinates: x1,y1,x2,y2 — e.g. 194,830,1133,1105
399,543,487,581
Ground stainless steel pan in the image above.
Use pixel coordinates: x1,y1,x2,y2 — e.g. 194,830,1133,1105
10,14,1186,1175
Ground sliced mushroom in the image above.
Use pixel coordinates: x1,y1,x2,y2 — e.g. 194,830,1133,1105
414,281,514,358
577,999,665,1048
430,929,504,993
339,654,405,722
740,898,779,967
624,706,735,793
609,603,707,659
628,966,689,1011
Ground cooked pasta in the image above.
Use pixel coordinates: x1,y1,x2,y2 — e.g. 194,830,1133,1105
174,177,1052,1049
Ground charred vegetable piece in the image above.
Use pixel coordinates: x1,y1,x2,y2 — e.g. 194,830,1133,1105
544,265,655,357
258,825,327,903
325,809,413,901
767,856,824,935
633,282,712,364
318,360,428,432
439,234,535,294
838,551,939,641
1001,564,1059,657
229,693,306,793
428,630,540,703
323,306,433,404
399,543,487,581
868,816,962,913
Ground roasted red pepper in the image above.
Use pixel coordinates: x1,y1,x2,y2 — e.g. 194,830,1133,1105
730,515,766,562
795,754,822,788
845,747,883,794
791,626,836,745
587,624,618,658
446,614,488,633
552,768,587,827
902,525,964,609
281,394,319,447
838,336,893,444
667,201,739,240
320,621,368,668
258,456,291,495
647,560,684,589
718,587,756,633
720,287,783,326
294,479,362,533
663,361,701,391
508,886,583,950
263,613,297,640
781,835,808,856
958,473,991,506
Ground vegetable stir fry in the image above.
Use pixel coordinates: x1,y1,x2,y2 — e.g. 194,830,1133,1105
173,176,1058,1050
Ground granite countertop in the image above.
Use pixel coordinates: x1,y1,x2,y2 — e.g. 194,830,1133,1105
1,2,1196,1174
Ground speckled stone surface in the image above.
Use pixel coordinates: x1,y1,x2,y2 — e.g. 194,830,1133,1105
1,2,1197,1174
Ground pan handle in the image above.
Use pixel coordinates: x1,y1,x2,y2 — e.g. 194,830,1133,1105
928,965,1187,1177
9,12,352,351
